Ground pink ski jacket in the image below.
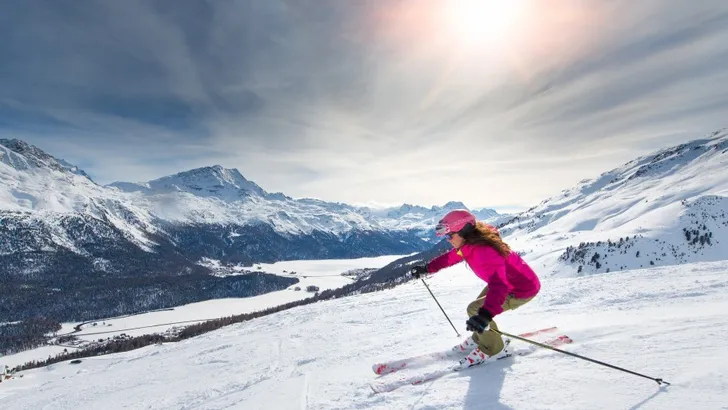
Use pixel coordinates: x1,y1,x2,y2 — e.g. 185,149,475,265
426,244,541,317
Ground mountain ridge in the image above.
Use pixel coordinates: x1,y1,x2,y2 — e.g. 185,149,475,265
0,138,92,180
496,127,728,276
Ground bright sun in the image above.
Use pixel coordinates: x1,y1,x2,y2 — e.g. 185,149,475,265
442,0,528,47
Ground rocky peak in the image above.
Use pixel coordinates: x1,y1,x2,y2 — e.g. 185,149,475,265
0,138,92,180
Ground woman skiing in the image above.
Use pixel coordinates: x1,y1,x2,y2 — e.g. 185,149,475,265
409,209,541,367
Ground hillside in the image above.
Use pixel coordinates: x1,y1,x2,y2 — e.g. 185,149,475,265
498,128,728,276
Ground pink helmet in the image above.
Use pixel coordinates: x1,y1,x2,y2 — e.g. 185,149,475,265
435,209,476,236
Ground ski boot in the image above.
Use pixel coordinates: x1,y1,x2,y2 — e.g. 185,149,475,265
456,338,513,369
451,336,477,353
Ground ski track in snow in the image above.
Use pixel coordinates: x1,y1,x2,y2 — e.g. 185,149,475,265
2,260,728,409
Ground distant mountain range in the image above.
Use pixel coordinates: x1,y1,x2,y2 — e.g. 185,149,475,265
106,165,507,238
0,138,506,323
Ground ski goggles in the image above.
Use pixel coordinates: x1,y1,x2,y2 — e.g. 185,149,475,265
435,223,453,237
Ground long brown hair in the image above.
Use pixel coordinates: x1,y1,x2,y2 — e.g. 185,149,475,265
461,221,511,257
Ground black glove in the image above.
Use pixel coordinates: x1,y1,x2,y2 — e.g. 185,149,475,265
466,307,493,333
409,265,428,279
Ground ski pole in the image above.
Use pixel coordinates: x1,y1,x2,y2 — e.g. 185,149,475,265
493,329,670,386
419,278,461,338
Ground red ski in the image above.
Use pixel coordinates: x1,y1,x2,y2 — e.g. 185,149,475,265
372,326,559,376
370,334,573,393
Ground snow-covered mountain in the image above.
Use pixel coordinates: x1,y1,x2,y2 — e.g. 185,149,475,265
107,169,380,236
107,168,508,237
0,139,164,251
499,128,728,276
0,139,506,266
108,165,269,199
0,138,506,324
0,139,92,180
0,139,304,327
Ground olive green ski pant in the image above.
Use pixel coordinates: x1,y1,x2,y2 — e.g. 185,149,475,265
466,286,535,356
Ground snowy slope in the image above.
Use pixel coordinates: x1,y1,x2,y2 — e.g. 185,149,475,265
500,128,728,275
1,259,726,409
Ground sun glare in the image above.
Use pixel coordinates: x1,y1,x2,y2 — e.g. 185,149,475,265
443,0,528,47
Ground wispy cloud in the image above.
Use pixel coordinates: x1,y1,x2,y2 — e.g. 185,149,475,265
1,0,727,211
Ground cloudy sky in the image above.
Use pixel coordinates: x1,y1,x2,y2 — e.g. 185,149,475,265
2,0,727,212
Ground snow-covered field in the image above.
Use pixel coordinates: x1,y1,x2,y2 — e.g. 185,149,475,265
2,259,727,409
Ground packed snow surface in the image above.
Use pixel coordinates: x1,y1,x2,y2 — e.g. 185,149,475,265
2,259,727,409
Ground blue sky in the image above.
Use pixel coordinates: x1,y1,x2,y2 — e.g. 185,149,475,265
1,0,727,212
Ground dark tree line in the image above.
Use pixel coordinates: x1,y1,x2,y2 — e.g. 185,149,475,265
0,318,61,355
1,273,297,353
